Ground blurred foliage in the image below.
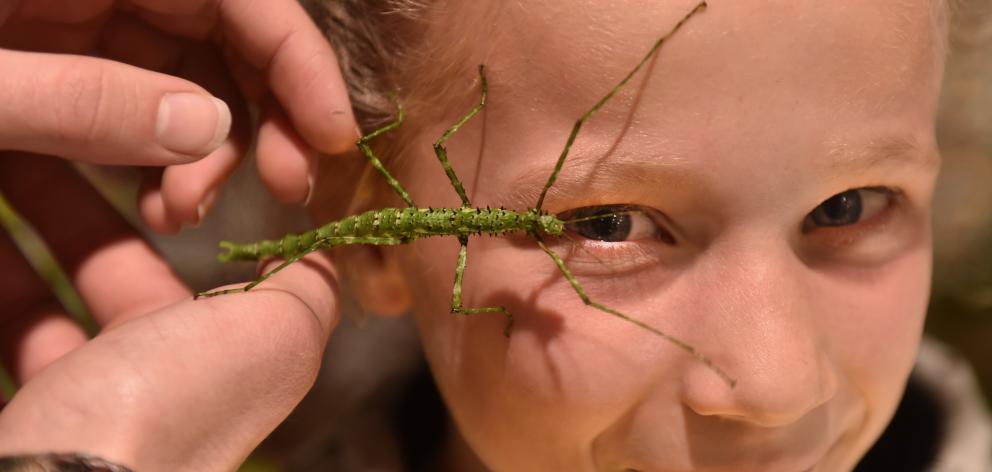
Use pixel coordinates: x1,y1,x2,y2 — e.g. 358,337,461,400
0,364,13,400
0,193,94,334
238,455,280,472
0,192,95,399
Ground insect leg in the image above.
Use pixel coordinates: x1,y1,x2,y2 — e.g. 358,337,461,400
196,236,406,299
195,240,329,298
451,235,514,336
357,93,415,207
432,65,488,207
533,238,736,388
195,246,317,299
535,1,707,211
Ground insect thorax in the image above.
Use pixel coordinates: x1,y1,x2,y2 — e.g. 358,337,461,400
316,207,552,240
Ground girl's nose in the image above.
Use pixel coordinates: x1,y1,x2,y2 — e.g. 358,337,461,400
679,240,839,427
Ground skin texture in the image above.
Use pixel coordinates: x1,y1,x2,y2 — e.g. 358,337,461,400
0,1,348,469
333,0,945,470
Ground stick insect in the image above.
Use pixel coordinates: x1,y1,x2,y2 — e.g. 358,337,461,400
197,2,734,387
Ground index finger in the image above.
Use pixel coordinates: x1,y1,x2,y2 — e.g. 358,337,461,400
212,0,359,154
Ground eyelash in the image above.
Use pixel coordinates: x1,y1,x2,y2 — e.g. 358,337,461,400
560,205,675,244
801,186,898,234
555,204,676,273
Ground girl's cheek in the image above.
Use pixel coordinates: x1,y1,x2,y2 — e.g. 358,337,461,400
826,232,931,369
819,237,932,460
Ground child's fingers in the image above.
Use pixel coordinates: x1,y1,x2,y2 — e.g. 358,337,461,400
0,154,189,328
256,101,314,205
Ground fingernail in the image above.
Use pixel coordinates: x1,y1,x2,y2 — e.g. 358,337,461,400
304,172,316,206
195,189,219,227
157,93,232,156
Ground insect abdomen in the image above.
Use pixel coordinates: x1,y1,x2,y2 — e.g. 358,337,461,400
217,207,535,262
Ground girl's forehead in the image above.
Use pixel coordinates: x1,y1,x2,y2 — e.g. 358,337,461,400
417,1,944,82
446,0,945,137
400,0,945,208
469,0,945,101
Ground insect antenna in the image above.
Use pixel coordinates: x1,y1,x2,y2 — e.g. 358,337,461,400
560,208,637,226
553,230,613,271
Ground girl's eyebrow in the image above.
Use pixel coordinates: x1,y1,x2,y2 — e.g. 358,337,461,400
491,151,693,210
826,135,941,173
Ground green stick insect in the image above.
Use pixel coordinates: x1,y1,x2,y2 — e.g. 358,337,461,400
197,2,734,387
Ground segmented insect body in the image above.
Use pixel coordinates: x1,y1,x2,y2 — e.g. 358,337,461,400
220,207,563,262
198,2,735,387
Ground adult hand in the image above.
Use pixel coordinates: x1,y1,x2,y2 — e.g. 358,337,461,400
0,1,354,468
0,155,340,471
0,0,358,232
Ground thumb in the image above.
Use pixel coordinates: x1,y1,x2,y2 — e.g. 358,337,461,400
0,49,231,165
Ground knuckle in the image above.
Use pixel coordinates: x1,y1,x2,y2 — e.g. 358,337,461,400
48,60,124,144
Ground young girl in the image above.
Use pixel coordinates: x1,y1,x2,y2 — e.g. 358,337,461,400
302,0,965,470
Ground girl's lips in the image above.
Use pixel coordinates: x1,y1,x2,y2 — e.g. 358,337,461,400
621,466,816,472
618,447,829,472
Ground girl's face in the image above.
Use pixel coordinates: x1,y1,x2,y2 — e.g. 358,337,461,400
343,0,944,470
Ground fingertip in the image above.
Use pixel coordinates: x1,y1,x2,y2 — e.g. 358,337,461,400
235,3,358,155
159,139,242,227
262,252,341,337
300,108,361,156
138,179,181,235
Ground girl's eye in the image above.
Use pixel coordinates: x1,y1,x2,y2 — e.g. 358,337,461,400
561,205,674,243
805,187,893,229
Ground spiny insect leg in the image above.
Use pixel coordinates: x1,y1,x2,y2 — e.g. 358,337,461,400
533,239,736,388
196,237,337,298
535,1,707,211
432,65,488,207
195,246,315,299
451,235,513,336
357,93,415,207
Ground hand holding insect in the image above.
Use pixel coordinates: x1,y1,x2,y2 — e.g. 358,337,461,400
0,176,341,468
0,1,360,466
